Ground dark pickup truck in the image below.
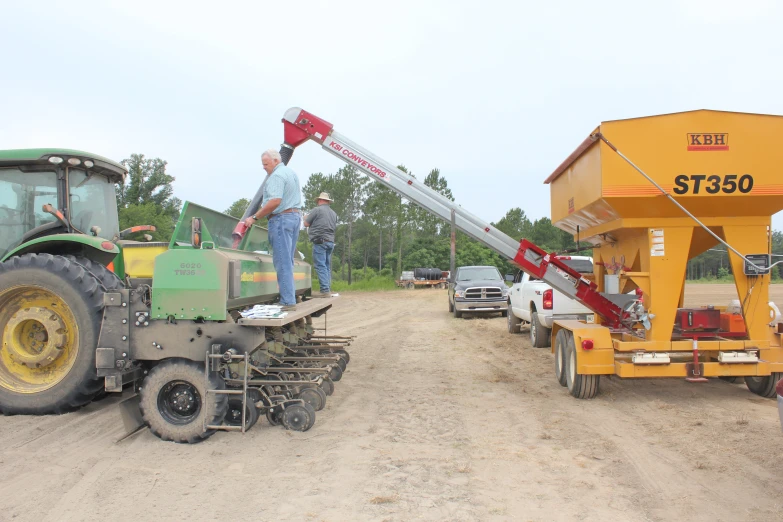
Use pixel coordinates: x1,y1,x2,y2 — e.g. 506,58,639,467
447,265,508,318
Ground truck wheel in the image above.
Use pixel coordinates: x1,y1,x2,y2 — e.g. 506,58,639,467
0,254,107,414
745,373,783,398
530,312,551,348
500,310,508,318
453,303,463,319
139,359,228,443
449,299,454,313
565,334,599,399
554,329,569,387
64,256,124,290
507,307,522,333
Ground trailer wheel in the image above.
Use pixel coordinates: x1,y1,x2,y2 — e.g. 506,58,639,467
530,311,551,348
329,364,343,382
719,376,739,383
297,387,325,411
225,394,260,430
565,334,600,399
507,307,521,333
744,373,783,398
320,377,334,396
554,329,569,387
267,408,282,426
335,357,347,372
282,403,315,432
139,360,228,443
333,349,350,365
0,254,107,414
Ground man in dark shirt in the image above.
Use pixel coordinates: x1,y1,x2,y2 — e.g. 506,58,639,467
303,192,338,298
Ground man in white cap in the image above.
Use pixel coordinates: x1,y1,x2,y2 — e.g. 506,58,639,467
303,192,338,298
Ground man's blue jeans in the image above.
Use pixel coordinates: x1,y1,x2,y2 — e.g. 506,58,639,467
268,212,301,306
312,241,335,293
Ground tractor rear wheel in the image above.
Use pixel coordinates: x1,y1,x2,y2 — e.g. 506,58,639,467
139,359,228,443
64,256,124,290
0,254,107,414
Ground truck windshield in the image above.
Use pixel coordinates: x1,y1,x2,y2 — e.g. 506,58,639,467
458,267,501,281
69,170,120,239
561,258,593,274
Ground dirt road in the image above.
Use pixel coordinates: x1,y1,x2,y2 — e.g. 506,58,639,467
1,284,782,521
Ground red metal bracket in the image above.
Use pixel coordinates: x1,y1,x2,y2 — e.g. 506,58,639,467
513,239,627,329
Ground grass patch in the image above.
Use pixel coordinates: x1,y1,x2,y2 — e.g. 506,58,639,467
331,276,400,292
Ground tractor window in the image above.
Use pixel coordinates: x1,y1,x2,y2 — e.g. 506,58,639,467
0,168,59,258
69,170,120,239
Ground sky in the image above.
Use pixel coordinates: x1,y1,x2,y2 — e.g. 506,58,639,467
2,0,783,231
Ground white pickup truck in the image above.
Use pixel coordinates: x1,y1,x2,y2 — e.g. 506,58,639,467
506,256,595,348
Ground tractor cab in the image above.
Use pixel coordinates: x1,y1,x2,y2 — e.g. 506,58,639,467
0,149,126,259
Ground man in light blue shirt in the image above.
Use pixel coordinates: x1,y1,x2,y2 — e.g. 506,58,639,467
244,149,302,310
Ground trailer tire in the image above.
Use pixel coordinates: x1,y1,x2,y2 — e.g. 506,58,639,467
565,334,599,399
0,254,107,414
554,329,569,387
530,311,551,348
744,373,783,398
139,359,228,443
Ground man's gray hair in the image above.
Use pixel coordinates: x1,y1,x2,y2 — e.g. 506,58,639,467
261,149,282,162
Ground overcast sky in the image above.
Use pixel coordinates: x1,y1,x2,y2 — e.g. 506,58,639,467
3,0,783,231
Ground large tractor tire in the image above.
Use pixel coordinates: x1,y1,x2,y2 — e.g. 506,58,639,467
64,255,124,290
138,359,228,443
0,254,107,414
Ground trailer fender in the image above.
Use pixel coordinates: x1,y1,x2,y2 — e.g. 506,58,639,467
553,320,614,375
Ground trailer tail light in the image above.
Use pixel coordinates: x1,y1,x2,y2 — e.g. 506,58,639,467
543,289,553,310
582,339,594,350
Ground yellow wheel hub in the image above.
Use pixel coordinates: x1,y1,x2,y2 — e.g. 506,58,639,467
5,307,66,368
0,287,79,394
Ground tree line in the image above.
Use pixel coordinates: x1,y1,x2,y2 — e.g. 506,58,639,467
115,154,783,283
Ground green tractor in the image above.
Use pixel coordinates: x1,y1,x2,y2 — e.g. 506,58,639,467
0,149,350,442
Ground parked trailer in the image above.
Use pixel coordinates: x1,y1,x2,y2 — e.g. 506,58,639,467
278,107,783,400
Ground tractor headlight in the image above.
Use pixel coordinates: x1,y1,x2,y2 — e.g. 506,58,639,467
48,156,63,164
83,160,94,168
67,158,81,166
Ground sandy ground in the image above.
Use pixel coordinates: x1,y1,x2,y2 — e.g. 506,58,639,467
1,284,782,521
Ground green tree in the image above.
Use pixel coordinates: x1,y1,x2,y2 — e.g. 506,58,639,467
224,198,251,219
116,154,181,241
492,207,532,241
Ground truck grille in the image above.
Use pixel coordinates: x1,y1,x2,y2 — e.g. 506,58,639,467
464,287,503,300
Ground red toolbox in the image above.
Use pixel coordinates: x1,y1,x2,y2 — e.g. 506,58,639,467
674,308,721,332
